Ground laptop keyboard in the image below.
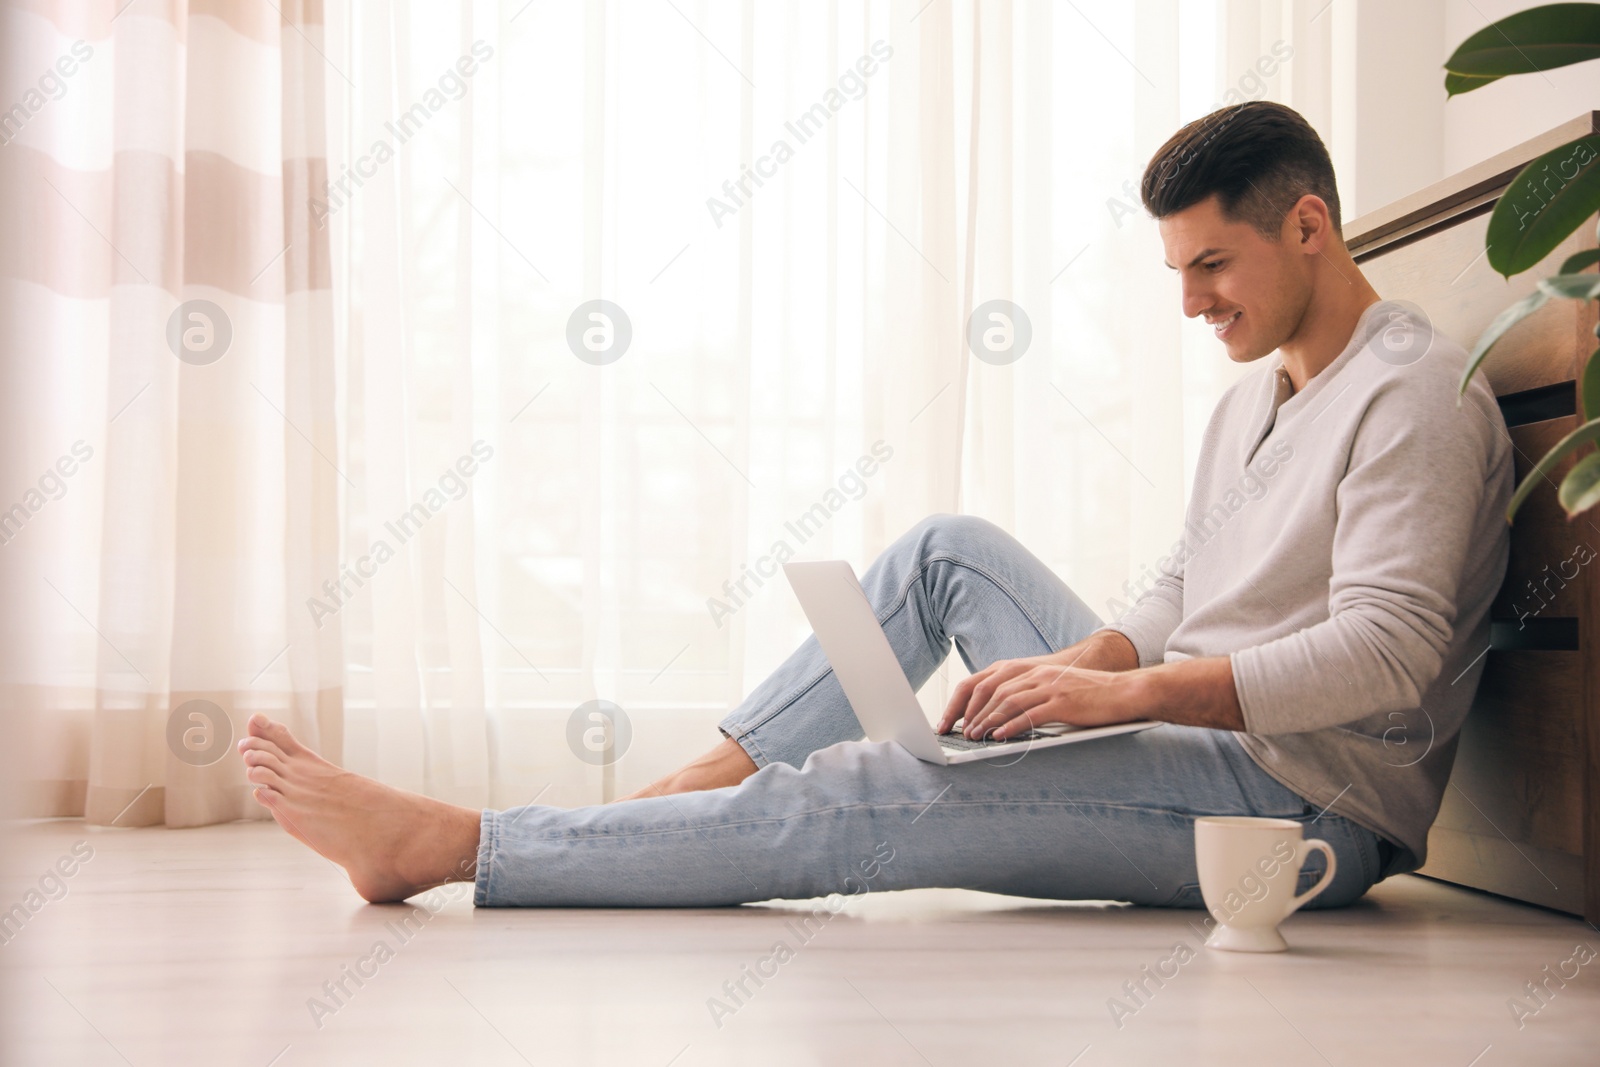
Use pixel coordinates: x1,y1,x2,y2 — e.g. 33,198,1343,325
936,729,1051,751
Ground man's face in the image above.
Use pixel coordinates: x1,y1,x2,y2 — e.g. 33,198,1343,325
1158,195,1314,363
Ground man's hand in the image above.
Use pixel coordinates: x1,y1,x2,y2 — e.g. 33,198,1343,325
937,658,1140,740
934,630,1141,739
933,633,1247,738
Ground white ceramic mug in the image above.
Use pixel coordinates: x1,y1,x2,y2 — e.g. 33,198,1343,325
1194,816,1337,953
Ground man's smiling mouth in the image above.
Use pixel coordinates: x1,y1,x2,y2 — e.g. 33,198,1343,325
1208,311,1242,337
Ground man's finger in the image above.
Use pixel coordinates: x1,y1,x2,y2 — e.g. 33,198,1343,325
972,690,1046,740
965,668,1044,736
937,693,971,733
968,680,1048,739
992,704,1048,741
939,668,991,732
936,705,959,734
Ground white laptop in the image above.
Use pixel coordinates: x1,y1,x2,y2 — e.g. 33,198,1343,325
784,560,1162,765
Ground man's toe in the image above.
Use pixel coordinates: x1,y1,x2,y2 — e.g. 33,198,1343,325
246,764,286,790
249,715,304,756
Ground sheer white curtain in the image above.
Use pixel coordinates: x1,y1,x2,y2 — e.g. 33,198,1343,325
5,0,1335,824
319,0,1329,812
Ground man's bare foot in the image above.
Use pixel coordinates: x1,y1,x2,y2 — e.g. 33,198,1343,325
238,714,482,904
616,736,760,801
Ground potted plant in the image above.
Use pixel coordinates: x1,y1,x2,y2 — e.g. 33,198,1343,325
1445,2,1600,518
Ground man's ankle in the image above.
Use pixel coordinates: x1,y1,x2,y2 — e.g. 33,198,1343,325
706,736,759,786
615,738,758,802
667,738,759,795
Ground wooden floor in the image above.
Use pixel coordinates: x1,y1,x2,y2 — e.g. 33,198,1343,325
3,818,1598,1066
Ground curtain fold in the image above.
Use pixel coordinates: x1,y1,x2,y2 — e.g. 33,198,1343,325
1,0,339,826
5,0,1315,823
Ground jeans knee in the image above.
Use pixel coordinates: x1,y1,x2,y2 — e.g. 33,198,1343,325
905,513,1008,563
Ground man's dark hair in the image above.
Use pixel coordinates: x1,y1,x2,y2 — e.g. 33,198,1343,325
1139,101,1341,239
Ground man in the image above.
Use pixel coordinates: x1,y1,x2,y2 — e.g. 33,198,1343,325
239,101,1511,909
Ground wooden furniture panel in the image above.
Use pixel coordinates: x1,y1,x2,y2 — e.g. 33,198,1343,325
1424,651,1586,913
1355,207,1591,396
1347,112,1599,924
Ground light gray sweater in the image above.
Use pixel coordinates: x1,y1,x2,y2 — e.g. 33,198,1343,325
1108,300,1513,873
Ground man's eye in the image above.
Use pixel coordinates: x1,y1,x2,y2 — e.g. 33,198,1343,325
1204,260,1224,272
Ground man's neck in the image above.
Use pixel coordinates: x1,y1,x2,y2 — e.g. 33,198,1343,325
1276,253,1382,393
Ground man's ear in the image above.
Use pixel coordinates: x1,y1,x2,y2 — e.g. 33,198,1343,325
1289,194,1331,254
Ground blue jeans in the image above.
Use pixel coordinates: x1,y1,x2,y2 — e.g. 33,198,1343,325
474,515,1385,908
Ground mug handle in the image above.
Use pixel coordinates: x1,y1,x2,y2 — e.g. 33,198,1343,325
1286,838,1337,915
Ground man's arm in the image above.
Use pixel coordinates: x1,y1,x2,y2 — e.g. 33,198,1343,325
1120,655,1244,731
1052,628,1141,672
1229,379,1507,735
944,629,1245,738
1103,567,1185,671
957,650,1244,740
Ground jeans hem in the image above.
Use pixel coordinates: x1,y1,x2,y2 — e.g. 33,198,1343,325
473,809,496,907
718,720,775,770
717,665,835,767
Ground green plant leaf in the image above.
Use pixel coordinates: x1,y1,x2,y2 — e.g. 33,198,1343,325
1487,135,1600,277
1538,272,1600,299
1508,416,1600,520
1444,3,1600,77
1459,288,1550,397
1559,451,1600,515
1560,248,1600,274
1444,70,1504,96
1583,347,1600,422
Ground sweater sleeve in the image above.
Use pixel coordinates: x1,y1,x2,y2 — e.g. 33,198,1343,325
1229,379,1503,735
1105,561,1184,668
